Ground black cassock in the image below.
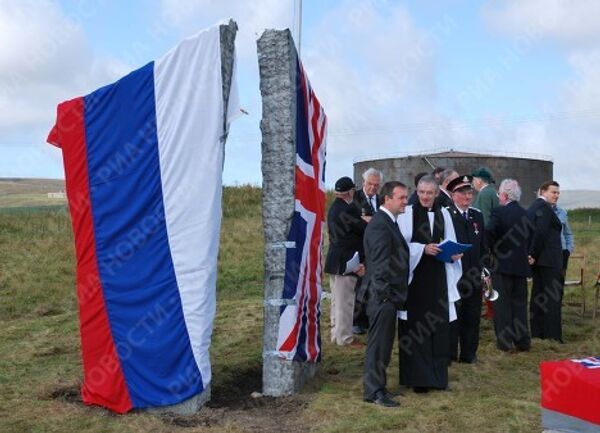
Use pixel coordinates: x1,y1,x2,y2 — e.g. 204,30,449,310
399,202,450,390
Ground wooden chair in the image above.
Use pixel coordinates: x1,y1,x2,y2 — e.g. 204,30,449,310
564,253,585,316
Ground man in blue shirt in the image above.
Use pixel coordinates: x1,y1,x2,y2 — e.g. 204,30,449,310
553,205,575,282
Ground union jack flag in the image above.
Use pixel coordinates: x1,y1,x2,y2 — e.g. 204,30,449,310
571,357,600,369
276,59,327,362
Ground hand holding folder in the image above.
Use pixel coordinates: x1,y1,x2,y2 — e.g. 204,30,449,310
434,239,472,263
343,251,361,275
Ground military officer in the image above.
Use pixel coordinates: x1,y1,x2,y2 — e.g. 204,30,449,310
447,175,486,363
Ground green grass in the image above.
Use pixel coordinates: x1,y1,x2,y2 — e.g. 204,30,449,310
563,208,600,313
1,190,599,432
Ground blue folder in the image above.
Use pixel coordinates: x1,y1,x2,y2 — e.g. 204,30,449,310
435,239,472,263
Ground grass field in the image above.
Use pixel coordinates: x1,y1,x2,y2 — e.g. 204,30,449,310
1,186,599,432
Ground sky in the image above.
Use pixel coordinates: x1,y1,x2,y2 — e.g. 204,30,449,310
1,0,599,189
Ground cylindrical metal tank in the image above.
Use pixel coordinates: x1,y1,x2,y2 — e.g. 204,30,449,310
353,149,553,207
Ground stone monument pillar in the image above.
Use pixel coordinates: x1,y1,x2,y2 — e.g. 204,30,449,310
258,28,318,397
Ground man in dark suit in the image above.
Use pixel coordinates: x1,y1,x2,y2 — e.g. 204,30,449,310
361,181,409,408
352,168,383,334
435,168,459,208
325,176,367,346
447,175,486,363
528,181,564,342
408,172,428,206
486,179,532,352
353,167,382,218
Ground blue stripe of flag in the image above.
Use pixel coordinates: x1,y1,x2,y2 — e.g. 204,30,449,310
83,62,203,408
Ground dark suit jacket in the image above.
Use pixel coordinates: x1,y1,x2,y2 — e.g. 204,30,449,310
408,191,418,206
448,205,486,294
435,189,453,209
353,189,380,217
527,198,563,269
358,210,409,310
324,198,367,275
485,201,532,278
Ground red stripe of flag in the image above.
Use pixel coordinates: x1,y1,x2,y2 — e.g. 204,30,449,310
47,98,133,413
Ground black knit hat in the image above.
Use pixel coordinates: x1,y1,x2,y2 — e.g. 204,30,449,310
334,176,355,193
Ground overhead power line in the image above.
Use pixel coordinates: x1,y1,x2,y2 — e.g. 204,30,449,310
226,107,600,143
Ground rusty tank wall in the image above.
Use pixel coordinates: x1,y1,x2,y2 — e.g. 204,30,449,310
354,155,553,207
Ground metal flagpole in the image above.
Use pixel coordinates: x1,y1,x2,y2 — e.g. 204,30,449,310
298,0,303,58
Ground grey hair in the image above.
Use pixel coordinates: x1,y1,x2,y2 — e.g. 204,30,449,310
417,174,439,190
362,167,383,182
439,168,458,185
499,178,521,202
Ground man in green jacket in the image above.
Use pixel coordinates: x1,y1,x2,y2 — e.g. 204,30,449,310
472,167,499,225
472,167,500,320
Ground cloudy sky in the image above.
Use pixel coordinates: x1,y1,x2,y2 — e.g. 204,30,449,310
1,0,599,189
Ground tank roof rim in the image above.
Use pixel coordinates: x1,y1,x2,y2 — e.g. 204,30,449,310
353,147,553,164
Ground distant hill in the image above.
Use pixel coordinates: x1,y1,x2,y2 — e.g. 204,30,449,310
0,178,65,194
1,178,598,210
0,178,66,208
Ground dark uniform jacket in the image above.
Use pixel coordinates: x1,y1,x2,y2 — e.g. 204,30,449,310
358,210,409,310
353,189,380,217
527,198,563,269
324,198,367,275
435,189,453,209
448,205,486,295
485,201,531,278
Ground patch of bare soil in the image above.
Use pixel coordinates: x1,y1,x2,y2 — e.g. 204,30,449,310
45,367,315,432
161,366,312,432
44,383,82,404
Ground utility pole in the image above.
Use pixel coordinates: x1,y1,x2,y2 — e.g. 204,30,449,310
296,0,303,58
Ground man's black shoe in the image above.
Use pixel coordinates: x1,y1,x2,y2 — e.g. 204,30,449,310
413,387,430,394
352,326,366,335
364,390,400,407
459,356,482,364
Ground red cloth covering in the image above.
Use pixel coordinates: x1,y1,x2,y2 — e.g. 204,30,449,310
541,359,600,425
484,298,494,319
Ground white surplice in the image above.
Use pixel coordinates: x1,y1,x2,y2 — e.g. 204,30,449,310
396,205,462,322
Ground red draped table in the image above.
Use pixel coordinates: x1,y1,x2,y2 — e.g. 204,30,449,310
541,358,600,432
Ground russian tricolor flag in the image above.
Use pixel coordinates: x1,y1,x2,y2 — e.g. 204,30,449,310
47,24,239,413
